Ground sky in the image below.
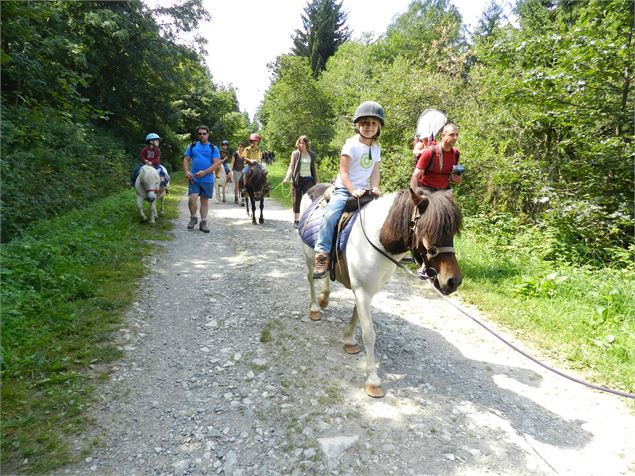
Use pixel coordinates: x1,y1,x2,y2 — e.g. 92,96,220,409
152,0,493,119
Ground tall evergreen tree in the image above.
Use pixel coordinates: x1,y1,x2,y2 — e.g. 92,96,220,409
291,0,350,75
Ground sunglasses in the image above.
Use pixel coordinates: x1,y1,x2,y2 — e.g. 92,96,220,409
197,131,208,136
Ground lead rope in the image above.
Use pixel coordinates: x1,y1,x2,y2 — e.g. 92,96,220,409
356,197,635,400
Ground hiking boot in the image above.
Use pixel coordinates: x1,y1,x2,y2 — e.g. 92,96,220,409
199,220,210,233
294,220,300,229
187,216,198,230
313,253,330,279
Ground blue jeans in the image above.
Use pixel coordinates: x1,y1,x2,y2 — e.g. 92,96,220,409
315,187,351,255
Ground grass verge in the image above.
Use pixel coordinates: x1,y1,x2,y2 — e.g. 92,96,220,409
1,178,185,473
454,221,635,398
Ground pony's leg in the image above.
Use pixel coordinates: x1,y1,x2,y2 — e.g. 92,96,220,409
343,305,360,354
352,288,384,398
306,262,322,321
149,200,157,224
216,184,221,203
251,195,257,224
137,194,147,221
317,277,330,309
258,197,264,224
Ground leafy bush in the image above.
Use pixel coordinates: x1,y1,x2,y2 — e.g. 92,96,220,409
0,106,128,242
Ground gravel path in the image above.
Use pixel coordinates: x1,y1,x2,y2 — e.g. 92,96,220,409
57,193,635,476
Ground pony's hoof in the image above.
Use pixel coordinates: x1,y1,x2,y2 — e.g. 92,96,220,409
343,344,361,354
309,311,321,321
364,384,385,398
259,218,264,224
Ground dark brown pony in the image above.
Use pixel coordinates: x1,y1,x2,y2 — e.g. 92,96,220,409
241,164,267,224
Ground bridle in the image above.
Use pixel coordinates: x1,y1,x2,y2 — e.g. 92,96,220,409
357,194,455,281
408,202,456,280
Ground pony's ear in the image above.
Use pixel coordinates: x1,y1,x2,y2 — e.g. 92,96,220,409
409,188,430,213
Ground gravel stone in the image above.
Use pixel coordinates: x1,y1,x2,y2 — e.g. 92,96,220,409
52,195,635,476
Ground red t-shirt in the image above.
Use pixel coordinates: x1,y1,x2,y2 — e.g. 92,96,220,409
415,145,459,189
140,146,161,166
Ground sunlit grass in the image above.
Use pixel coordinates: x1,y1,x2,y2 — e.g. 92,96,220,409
455,225,635,396
1,177,185,473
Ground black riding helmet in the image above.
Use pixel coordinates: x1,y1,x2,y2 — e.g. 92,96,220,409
353,101,385,126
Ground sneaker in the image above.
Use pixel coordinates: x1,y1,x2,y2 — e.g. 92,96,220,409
294,220,299,229
187,216,198,230
199,220,210,233
234,197,238,204
313,253,330,279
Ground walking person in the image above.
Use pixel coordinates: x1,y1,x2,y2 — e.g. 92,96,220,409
409,123,463,193
183,125,221,233
313,101,384,278
230,143,245,205
283,135,319,228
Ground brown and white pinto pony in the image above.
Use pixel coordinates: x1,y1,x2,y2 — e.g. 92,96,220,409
300,188,462,397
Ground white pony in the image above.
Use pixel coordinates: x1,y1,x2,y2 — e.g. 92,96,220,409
135,165,168,224
300,187,463,397
215,166,231,204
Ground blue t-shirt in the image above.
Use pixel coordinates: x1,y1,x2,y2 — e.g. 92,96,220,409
185,142,220,184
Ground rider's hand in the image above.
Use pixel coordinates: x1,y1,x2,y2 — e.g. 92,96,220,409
282,178,289,184
352,188,366,198
371,187,381,196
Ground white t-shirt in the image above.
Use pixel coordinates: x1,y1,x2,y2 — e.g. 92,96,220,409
334,135,381,190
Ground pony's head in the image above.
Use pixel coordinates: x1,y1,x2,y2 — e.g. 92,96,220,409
137,165,161,202
411,189,462,294
381,189,463,295
244,165,267,197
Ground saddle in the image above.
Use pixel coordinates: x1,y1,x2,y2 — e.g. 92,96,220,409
298,185,376,284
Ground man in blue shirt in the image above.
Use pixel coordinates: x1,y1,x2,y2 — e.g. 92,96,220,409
183,125,221,233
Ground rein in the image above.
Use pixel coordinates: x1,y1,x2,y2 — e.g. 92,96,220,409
357,196,634,400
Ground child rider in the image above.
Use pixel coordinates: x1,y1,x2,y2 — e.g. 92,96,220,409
312,101,384,278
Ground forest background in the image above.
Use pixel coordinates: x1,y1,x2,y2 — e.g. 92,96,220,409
1,0,633,470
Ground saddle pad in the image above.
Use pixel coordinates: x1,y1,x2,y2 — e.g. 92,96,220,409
298,198,359,254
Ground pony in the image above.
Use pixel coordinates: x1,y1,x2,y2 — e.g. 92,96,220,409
215,165,231,204
300,187,463,398
135,164,168,224
241,164,267,224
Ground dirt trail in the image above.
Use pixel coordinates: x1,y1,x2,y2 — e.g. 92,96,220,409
57,193,635,476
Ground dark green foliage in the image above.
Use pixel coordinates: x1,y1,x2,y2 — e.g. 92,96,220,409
0,0,249,240
263,0,633,268
0,105,128,242
292,0,350,75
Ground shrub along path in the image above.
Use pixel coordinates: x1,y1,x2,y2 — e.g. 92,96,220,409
55,193,634,475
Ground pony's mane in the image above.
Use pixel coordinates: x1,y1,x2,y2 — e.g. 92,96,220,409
414,189,462,246
380,189,462,253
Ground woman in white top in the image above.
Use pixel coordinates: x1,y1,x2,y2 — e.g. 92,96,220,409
283,135,319,228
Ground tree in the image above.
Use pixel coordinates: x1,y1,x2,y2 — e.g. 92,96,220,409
291,0,350,75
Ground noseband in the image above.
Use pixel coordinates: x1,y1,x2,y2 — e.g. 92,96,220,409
409,203,455,280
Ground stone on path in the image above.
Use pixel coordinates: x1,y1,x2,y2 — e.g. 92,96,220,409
317,435,359,470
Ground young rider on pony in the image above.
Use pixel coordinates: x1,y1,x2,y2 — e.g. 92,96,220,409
131,133,169,187
241,133,270,196
312,101,384,278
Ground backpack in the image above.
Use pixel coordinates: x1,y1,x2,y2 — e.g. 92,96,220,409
425,145,460,174
189,140,216,156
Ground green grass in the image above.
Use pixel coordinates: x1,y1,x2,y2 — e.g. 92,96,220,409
267,160,293,208
454,223,635,396
1,178,185,473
